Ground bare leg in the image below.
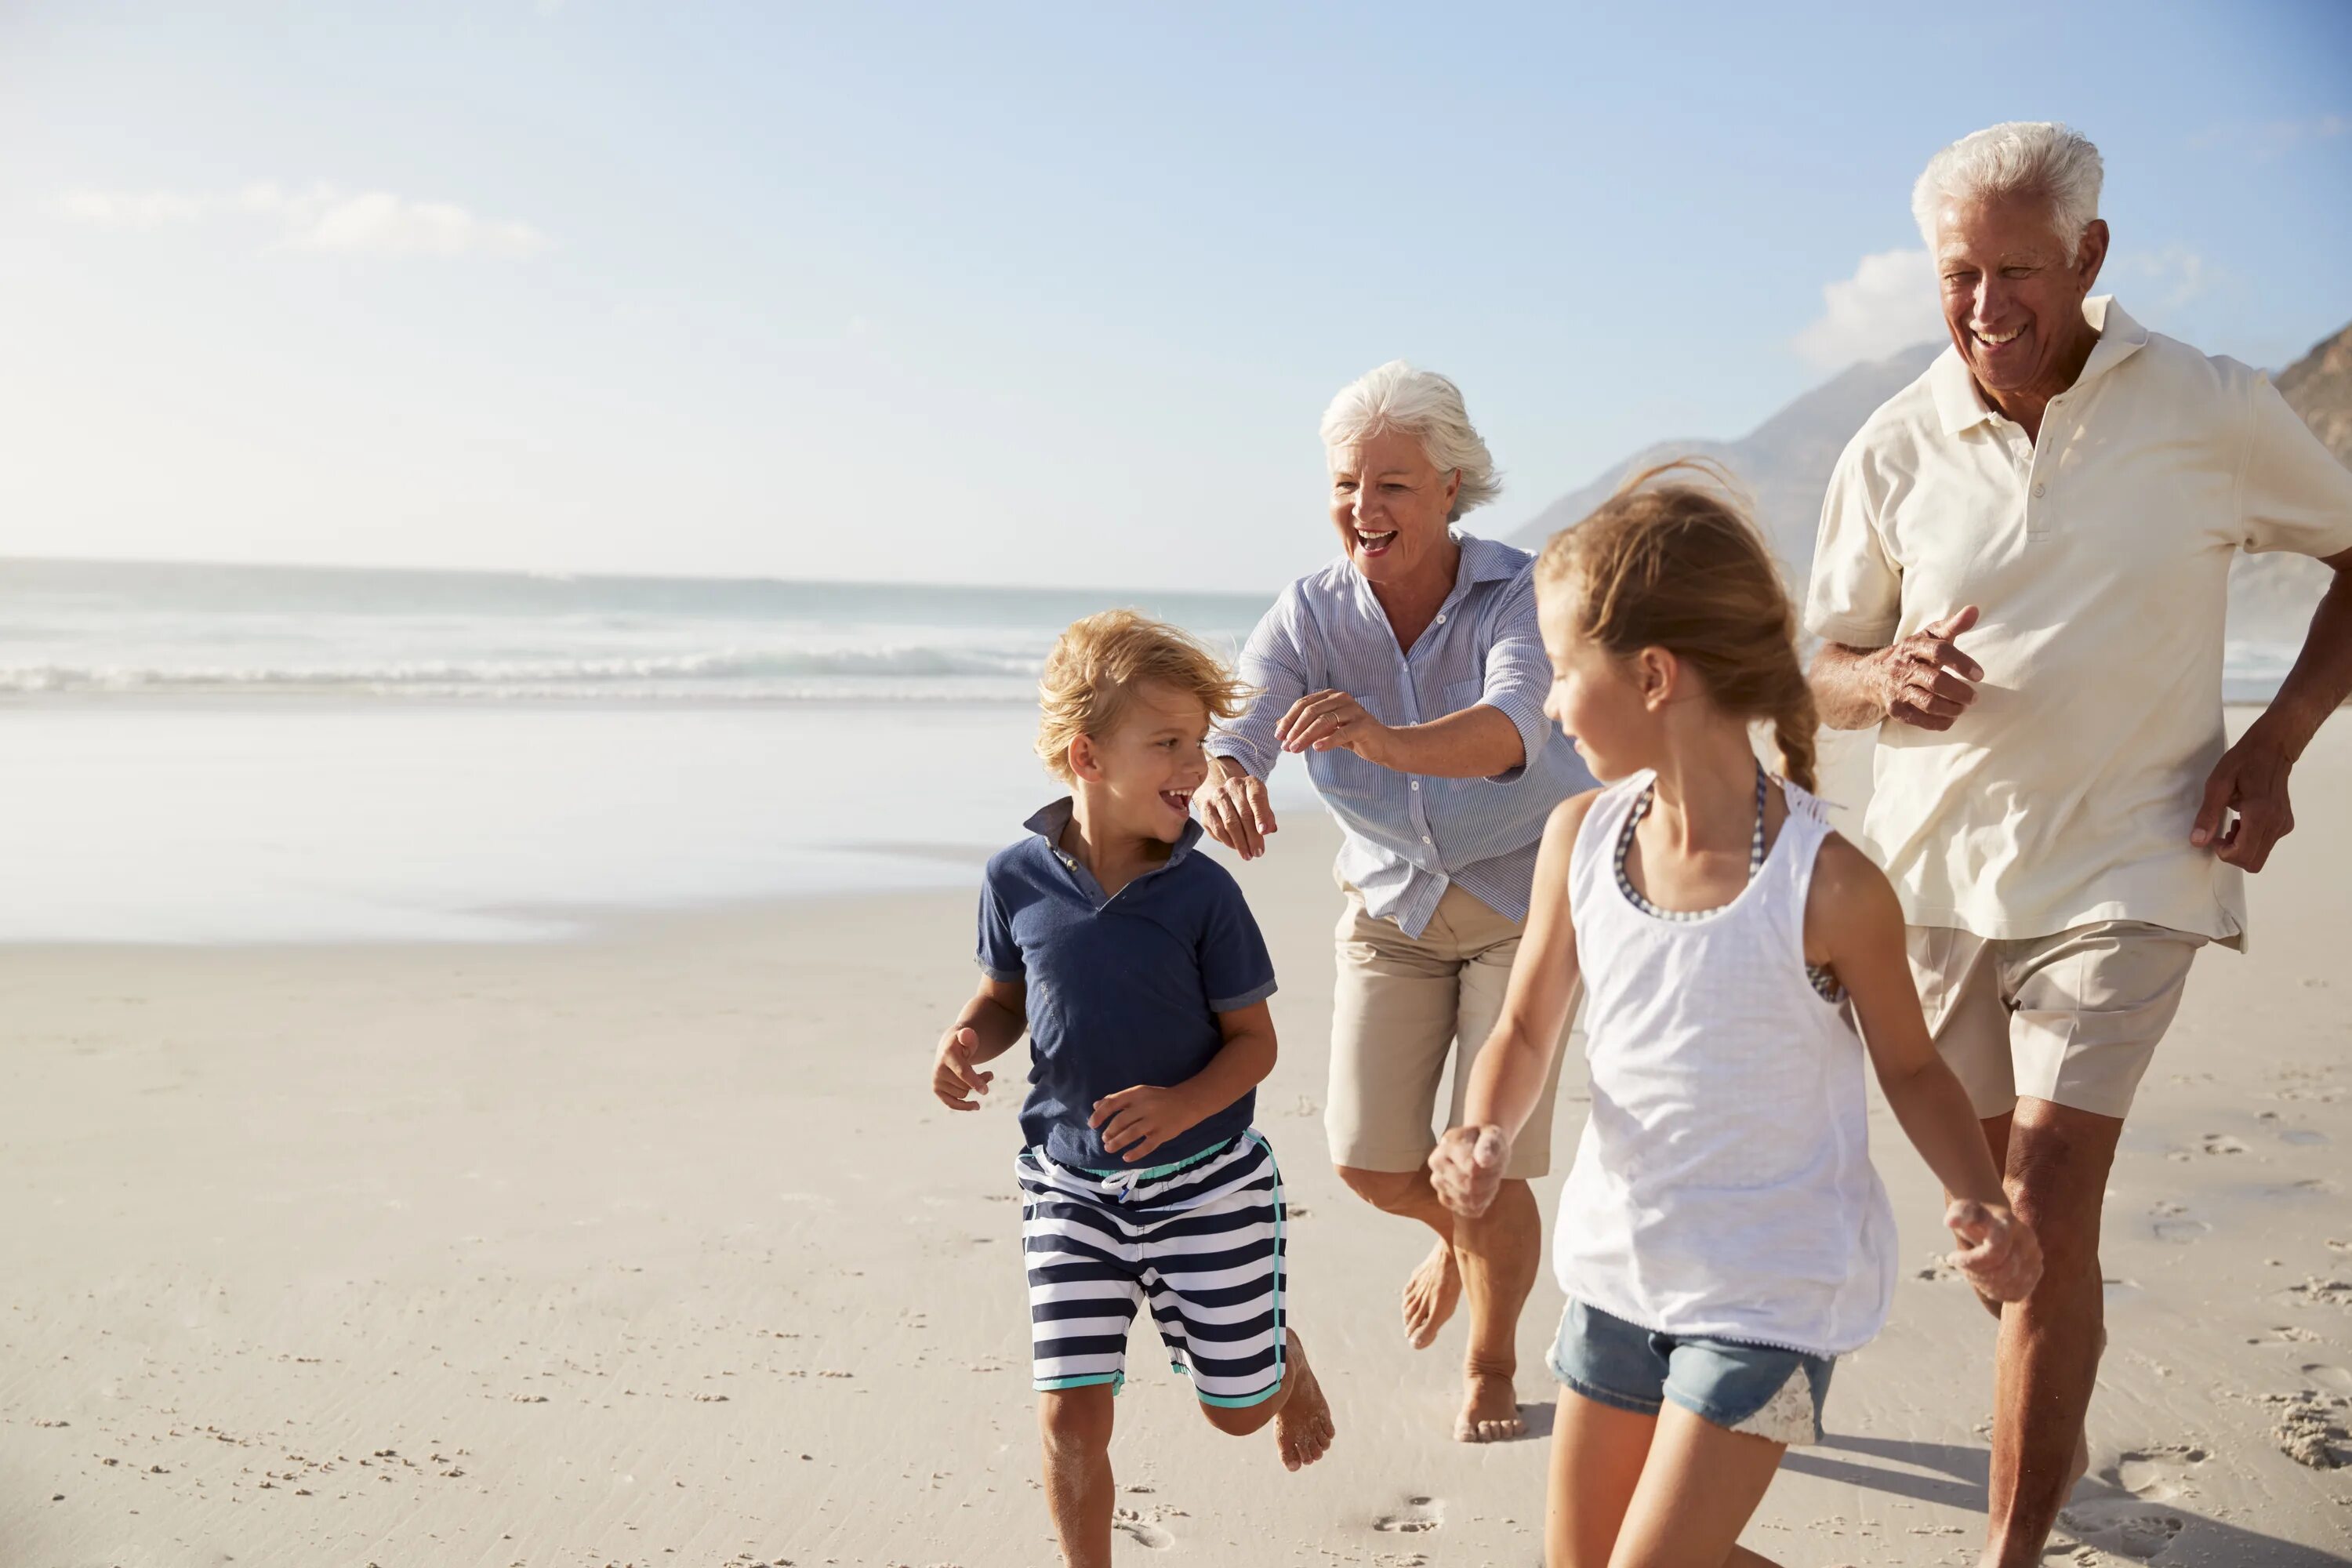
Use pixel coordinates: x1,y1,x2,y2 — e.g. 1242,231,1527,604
1607,1402,1788,1568
1196,1329,1337,1469
1038,1384,1116,1568
1338,1164,1541,1441
1546,1387,1654,1568
1980,1098,2122,1568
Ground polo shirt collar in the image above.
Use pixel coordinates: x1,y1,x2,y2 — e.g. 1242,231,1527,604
1022,796,1203,884
1929,294,2149,435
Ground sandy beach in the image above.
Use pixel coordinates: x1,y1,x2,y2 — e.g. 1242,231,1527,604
5,716,2350,1568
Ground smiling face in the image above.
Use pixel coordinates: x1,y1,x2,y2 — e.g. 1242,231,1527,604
1933,191,2107,405
1328,427,1461,588
1538,586,1664,783
1069,679,1214,844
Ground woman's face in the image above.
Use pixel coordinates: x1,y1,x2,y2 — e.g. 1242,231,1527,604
1327,428,1460,587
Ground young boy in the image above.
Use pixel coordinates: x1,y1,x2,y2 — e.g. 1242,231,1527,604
931,609,1335,1568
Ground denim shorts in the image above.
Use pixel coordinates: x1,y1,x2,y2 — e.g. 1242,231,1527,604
1547,1299,1834,1447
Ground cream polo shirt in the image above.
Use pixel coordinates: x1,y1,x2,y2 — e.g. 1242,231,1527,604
1806,297,2352,946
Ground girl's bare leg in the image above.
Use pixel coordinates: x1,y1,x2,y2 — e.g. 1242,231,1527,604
1545,1387,1654,1568
1606,1400,1788,1568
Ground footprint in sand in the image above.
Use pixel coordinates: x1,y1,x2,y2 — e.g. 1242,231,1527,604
1112,1508,1173,1549
2151,1216,2209,1245
2110,1444,2206,1501
2057,1497,2185,1560
2197,1133,2248,1156
2302,1363,2352,1396
1373,1496,1444,1534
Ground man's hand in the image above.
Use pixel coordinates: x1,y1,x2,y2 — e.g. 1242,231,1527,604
1277,690,1393,764
1875,606,1984,731
931,1025,993,1111
1945,1199,2042,1303
1428,1124,1510,1218
2192,730,2296,871
1196,757,1279,859
1088,1085,1203,1164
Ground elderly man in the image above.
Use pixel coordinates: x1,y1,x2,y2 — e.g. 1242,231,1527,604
1806,121,2352,1565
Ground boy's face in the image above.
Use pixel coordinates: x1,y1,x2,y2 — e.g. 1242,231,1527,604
1539,590,1655,785
1076,680,1214,843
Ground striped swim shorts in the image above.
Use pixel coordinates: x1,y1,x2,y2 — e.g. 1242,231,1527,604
1016,1130,1287,1408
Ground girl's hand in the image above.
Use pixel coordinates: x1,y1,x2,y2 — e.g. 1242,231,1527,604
1428,1125,1511,1218
1089,1086,1203,1163
1944,1199,2042,1302
932,1026,993,1110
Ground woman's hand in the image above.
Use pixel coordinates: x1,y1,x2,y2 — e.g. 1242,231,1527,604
1428,1124,1511,1218
1196,757,1278,859
1089,1085,1204,1163
1944,1199,2042,1302
1278,689,1393,764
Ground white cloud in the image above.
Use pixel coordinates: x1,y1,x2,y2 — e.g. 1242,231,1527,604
2122,244,2216,312
1791,247,1943,370
2190,112,2348,160
56,181,548,258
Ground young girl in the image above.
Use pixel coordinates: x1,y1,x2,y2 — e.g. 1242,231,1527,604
1428,468,2042,1567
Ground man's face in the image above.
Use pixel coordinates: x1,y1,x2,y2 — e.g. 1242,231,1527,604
1933,191,2108,399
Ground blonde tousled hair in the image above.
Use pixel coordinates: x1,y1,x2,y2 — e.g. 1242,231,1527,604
1035,610,1254,783
1534,461,1820,792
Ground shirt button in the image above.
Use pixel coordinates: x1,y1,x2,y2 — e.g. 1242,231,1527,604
1435,613,1446,623
1410,781,1420,790
2032,482,2046,497
1422,835,1432,844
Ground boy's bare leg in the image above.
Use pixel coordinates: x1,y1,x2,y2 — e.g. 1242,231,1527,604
1038,1384,1116,1568
1196,1329,1336,1469
1337,1164,1540,1441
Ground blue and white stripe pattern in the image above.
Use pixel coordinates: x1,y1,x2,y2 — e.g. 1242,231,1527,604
1208,532,1595,938
1016,1131,1287,1406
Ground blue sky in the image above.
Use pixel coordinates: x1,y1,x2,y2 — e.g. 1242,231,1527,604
3,2,2347,593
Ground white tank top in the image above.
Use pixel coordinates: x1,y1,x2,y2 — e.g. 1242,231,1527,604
1555,770,1898,1356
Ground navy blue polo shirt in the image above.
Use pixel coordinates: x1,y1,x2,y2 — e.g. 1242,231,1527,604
976,799,1278,1169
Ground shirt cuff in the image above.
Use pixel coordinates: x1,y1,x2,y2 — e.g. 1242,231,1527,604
1479,691,1551,785
974,958,1024,984
1205,735,1272,781
1207,978,1278,1012
1805,612,1898,648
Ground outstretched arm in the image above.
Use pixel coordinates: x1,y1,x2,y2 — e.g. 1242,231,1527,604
1812,838,2040,1301
1428,791,1595,1218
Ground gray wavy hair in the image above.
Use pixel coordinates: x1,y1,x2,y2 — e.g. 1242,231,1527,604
1319,361,1501,522
1911,121,2104,249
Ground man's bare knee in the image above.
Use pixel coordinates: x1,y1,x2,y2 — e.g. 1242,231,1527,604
1335,1163,1427,1214
1199,1399,1276,1437
1039,1386,1116,1454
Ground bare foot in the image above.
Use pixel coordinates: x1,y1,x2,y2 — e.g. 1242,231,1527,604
1455,1369,1525,1443
1274,1330,1334,1471
1403,1240,1461,1349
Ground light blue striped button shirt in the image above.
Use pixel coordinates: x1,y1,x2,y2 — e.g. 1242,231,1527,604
1207,532,1596,938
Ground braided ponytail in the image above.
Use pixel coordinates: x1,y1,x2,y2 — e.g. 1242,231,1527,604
1535,460,1822,794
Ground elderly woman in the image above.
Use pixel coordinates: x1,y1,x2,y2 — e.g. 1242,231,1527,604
1198,362,1594,1442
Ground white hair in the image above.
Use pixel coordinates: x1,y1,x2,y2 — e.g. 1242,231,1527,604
1319,361,1500,522
1911,121,2104,250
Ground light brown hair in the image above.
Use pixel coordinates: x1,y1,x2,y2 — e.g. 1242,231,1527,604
1035,610,1254,783
1534,460,1820,791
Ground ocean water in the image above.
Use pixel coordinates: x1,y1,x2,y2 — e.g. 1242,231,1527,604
0,558,1295,942
0,557,2300,942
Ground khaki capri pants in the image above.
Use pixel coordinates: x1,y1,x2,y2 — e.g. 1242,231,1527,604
1325,877,1575,1180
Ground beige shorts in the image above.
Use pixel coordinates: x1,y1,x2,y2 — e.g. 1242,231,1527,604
1326,879,1575,1179
1907,920,2205,1121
